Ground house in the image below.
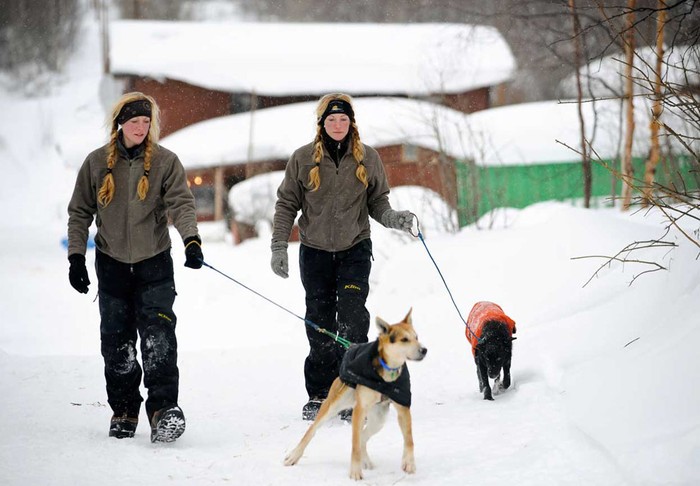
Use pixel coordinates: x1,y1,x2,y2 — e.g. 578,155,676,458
109,21,516,137
450,99,698,225
110,20,517,235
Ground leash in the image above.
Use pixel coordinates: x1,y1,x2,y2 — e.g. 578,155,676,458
408,214,481,343
201,261,352,349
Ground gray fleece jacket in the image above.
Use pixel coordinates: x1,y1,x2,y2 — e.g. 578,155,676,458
272,141,392,251
67,140,198,264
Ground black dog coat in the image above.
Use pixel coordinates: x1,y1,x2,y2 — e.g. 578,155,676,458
339,340,412,407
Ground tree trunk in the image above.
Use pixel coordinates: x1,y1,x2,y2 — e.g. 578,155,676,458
569,0,591,208
642,2,666,206
621,0,636,211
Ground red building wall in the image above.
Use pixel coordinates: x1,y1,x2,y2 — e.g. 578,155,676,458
124,76,498,138
128,77,232,136
442,87,491,113
377,146,457,209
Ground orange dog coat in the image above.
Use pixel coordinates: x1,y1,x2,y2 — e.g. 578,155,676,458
466,301,516,356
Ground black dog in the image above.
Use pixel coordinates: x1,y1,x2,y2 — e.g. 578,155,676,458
466,302,517,400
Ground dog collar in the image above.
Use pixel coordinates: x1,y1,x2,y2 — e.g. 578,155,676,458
379,356,402,379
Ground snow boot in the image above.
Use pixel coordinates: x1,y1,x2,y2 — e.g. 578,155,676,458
338,408,353,423
150,405,186,443
109,414,138,439
302,397,324,421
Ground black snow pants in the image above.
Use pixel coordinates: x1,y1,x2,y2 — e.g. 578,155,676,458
95,249,179,421
299,239,372,399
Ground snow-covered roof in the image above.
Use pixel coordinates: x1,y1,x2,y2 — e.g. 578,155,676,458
110,21,516,96
559,44,700,98
161,96,675,169
160,97,469,168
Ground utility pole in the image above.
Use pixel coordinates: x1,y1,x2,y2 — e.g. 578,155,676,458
98,0,110,74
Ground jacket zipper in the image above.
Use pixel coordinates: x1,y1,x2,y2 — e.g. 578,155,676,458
127,155,133,264
334,142,341,172
329,151,341,250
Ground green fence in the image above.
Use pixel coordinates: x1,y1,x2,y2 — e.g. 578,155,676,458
455,156,699,226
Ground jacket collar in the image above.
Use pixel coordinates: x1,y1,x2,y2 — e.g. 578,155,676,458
321,130,349,164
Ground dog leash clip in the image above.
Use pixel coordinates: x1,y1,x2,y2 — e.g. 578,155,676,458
409,212,421,238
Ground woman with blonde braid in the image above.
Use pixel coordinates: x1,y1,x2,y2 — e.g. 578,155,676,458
67,92,203,442
271,93,414,420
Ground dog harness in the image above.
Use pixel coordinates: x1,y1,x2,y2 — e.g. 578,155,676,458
339,340,412,407
466,301,517,356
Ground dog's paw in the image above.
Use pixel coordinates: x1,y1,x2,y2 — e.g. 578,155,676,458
362,455,374,470
484,393,494,401
283,449,301,466
494,378,507,395
402,457,416,474
349,464,364,480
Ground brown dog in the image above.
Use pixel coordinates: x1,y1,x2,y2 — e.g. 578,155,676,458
283,309,427,480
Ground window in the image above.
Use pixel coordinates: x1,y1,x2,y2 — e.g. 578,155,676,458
190,185,216,220
403,144,418,162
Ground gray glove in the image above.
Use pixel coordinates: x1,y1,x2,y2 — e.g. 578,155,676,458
381,209,415,232
270,240,289,279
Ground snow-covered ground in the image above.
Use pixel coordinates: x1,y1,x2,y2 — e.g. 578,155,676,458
1,11,699,486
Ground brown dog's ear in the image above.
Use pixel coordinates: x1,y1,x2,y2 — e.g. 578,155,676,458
403,307,413,325
376,316,391,335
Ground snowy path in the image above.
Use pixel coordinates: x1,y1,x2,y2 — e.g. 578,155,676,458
1,205,699,485
1,343,625,486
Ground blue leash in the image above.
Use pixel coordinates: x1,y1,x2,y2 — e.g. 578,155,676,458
409,215,480,343
201,261,352,349
202,213,476,345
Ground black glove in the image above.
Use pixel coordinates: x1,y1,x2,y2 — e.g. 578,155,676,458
184,235,203,269
68,254,90,294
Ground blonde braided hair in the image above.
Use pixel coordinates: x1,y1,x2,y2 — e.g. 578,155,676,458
308,93,367,192
97,92,161,207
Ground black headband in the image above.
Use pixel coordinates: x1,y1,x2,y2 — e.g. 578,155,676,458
318,99,355,125
116,99,152,125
